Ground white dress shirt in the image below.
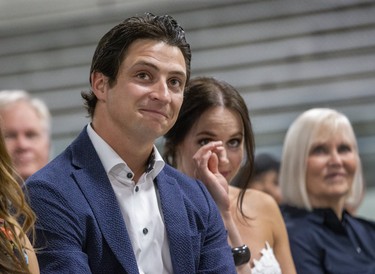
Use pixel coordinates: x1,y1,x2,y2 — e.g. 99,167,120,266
87,124,173,274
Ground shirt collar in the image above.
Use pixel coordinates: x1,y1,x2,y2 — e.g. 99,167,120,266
148,146,165,179
313,208,348,234
86,123,165,177
282,205,350,234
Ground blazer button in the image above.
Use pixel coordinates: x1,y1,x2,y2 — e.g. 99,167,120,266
143,228,148,235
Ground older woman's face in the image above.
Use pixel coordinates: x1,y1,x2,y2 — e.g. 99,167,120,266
306,125,357,208
176,106,244,183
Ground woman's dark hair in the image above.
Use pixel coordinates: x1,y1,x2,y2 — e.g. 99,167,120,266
164,76,255,217
82,12,191,118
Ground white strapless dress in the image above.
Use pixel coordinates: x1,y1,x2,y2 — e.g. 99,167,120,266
252,242,282,274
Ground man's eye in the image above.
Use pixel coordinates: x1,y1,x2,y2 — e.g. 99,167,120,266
26,132,39,139
4,133,16,140
137,72,150,80
169,78,184,93
170,78,181,87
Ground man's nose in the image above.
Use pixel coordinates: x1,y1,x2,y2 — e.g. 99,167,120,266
150,80,171,103
13,135,32,149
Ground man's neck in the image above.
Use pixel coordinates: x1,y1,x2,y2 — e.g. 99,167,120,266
90,120,156,180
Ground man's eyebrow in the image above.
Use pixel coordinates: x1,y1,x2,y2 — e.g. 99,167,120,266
133,61,186,78
134,61,159,70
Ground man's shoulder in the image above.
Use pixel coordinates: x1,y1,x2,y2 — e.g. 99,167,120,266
27,147,73,185
29,127,92,181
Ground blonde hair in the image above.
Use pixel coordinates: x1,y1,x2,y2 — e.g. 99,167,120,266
0,124,36,273
279,108,364,210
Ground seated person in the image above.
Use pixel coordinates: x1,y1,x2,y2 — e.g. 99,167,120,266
247,153,282,204
164,76,296,274
279,108,375,274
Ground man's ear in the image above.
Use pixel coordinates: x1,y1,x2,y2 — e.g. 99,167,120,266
91,72,108,101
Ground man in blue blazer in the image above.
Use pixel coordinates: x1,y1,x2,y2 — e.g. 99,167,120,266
26,13,236,273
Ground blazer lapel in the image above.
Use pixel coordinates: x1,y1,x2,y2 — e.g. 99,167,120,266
156,170,196,273
71,128,139,274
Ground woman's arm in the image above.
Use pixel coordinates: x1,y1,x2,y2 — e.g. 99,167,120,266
193,142,252,274
221,211,252,274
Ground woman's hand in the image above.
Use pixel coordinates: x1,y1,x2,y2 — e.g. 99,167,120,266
193,141,252,274
192,141,230,212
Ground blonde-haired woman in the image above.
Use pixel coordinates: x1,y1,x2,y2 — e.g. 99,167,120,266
280,108,375,274
0,125,39,274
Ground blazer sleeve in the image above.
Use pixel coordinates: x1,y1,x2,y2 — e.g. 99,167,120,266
159,167,236,273
26,178,94,274
197,188,237,273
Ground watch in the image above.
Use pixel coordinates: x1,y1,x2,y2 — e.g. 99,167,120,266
232,244,251,266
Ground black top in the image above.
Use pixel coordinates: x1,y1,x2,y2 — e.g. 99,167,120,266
281,205,375,274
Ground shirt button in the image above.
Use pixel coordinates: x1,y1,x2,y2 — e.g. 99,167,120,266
357,247,361,253
135,186,139,192
127,173,133,179
143,228,148,235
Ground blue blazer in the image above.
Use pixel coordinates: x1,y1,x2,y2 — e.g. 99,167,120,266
26,127,236,274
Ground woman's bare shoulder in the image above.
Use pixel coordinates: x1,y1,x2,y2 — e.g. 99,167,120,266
229,186,280,217
245,189,279,209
